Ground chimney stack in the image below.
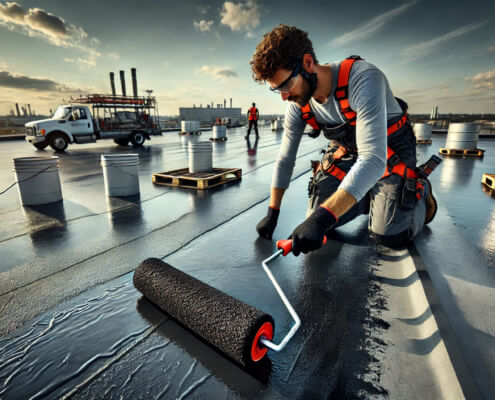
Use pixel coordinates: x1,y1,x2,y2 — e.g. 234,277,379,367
230,98,232,108
119,70,126,96
224,98,226,108
22,106,27,116
131,68,138,97
109,72,116,96
15,103,20,117
27,104,32,116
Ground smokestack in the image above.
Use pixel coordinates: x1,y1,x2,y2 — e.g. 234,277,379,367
109,72,116,96
27,104,32,116
131,68,138,97
22,106,27,116
230,98,232,108
224,98,226,108
15,103,20,117
119,70,126,96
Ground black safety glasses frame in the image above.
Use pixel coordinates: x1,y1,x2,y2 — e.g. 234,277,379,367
270,62,302,93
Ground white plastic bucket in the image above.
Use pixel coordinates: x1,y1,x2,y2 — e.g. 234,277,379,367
271,120,283,130
445,123,480,150
213,125,226,139
101,154,140,196
188,142,212,173
181,121,200,133
12,156,62,205
413,123,432,141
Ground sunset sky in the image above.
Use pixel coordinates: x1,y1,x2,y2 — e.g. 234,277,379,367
0,0,494,116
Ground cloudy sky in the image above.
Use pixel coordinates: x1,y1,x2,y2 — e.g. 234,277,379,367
0,0,494,116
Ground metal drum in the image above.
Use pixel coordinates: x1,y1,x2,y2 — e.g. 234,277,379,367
413,123,432,141
445,123,480,150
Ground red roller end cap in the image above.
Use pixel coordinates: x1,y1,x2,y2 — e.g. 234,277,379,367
251,321,274,362
276,239,293,256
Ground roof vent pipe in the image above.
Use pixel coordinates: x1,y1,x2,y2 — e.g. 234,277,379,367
131,68,138,97
120,70,126,97
109,72,116,96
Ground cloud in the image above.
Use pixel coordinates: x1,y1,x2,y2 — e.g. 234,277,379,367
465,69,495,90
194,19,214,32
0,2,100,66
489,44,495,53
220,0,259,34
0,2,25,22
402,22,485,60
0,69,82,93
0,70,60,91
64,56,97,70
331,2,416,46
197,5,209,15
108,52,120,60
196,65,238,80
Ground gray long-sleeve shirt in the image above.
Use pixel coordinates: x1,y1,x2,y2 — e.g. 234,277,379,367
272,60,403,201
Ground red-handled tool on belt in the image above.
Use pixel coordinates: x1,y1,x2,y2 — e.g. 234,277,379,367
258,236,328,352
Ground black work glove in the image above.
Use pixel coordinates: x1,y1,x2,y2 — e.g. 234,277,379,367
291,206,338,256
256,206,280,239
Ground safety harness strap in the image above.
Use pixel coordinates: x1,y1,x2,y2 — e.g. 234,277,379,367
300,103,320,131
334,56,362,125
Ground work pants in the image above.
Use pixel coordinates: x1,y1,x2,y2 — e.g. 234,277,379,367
247,120,259,137
307,147,427,248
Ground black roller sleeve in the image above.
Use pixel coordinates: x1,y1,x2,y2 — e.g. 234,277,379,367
134,258,274,368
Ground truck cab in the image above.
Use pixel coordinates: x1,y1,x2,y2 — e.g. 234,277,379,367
25,105,95,151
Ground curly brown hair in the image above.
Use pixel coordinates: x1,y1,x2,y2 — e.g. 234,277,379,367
250,24,318,83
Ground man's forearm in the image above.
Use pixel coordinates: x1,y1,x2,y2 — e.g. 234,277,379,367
270,187,286,209
321,188,357,218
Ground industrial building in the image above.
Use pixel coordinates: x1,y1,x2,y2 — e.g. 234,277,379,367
179,98,242,124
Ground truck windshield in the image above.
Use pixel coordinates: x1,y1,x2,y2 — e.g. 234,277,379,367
53,107,71,119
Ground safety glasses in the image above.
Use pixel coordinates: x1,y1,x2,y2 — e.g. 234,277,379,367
270,62,302,94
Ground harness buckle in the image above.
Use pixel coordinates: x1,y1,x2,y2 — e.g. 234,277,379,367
334,86,349,100
348,55,363,60
301,111,314,121
387,153,401,168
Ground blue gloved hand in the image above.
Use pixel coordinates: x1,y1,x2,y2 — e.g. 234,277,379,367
291,206,338,256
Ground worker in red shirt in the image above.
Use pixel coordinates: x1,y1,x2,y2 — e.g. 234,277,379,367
246,102,259,139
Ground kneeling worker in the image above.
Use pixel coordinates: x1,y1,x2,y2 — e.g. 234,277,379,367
251,25,438,255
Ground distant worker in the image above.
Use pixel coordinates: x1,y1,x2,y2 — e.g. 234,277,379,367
250,25,439,255
245,102,259,139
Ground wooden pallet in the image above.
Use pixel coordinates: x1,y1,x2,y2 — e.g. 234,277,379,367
439,148,485,157
152,167,241,189
209,137,228,141
416,139,432,145
482,173,495,191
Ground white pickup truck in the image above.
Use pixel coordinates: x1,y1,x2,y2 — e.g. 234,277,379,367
25,99,161,152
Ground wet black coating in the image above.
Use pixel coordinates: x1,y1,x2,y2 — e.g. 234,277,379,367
133,258,275,368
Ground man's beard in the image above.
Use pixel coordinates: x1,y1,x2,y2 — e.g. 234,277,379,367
288,76,315,107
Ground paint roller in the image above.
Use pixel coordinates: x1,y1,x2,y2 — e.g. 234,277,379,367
133,237,327,368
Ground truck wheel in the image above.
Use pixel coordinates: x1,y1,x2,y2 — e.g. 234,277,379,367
50,133,69,152
130,131,146,146
114,138,129,146
34,143,48,150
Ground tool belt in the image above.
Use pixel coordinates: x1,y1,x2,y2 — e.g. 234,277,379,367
308,143,426,211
